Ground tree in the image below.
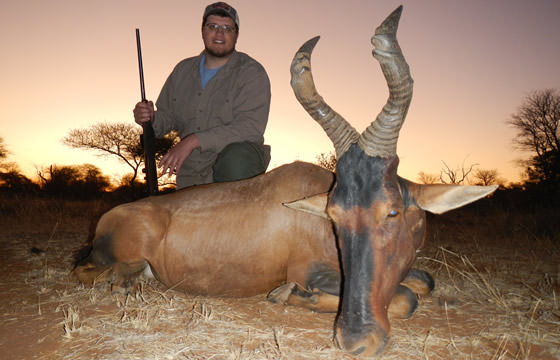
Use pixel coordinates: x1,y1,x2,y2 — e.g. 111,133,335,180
0,169,39,193
417,171,439,184
0,137,12,171
0,137,8,160
471,168,504,186
507,89,560,187
0,161,38,193
37,164,111,198
0,137,39,193
315,152,337,172
439,160,478,185
62,122,177,186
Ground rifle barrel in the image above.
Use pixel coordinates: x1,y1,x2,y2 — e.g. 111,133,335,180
136,28,158,196
136,29,147,102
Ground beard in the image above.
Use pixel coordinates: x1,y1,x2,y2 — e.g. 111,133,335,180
205,44,235,58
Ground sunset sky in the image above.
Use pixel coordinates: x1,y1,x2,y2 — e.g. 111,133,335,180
2,0,560,184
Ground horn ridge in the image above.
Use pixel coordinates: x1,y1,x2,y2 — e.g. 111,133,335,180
358,5,413,158
291,37,359,157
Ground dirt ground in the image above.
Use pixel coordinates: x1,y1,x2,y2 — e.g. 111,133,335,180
0,197,559,359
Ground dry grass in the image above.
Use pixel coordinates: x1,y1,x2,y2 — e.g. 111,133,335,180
413,247,560,359
1,196,559,359
52,281,346,359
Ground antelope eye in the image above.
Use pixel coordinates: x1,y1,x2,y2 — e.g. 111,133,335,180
388,209,399,217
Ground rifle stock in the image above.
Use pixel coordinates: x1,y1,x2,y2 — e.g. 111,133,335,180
136,29,158,195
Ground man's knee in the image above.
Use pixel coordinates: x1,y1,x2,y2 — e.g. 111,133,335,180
213,142,270,183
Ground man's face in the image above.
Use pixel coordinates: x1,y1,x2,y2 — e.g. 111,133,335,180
202,14,238,58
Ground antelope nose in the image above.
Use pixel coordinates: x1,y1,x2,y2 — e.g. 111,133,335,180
335,327,388,357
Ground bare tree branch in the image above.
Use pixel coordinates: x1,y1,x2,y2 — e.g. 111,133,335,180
507,88,560,185
440,159,478,184
471,168,504,186
62,121,177,186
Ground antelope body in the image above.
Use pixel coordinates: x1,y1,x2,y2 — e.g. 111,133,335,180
75,6,497,357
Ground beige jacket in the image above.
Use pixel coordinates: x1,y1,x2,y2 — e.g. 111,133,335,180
153,50,271,187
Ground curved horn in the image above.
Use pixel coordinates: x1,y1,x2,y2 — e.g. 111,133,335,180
290,36,359,157
358,5,413,158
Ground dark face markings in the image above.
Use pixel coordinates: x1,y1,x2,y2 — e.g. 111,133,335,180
335,227,376,339
329,144,421,338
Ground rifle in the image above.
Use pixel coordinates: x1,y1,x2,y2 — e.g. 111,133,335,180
136,29,158,195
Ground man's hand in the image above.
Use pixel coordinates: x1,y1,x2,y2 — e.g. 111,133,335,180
159,134,201,176
133,101,154,124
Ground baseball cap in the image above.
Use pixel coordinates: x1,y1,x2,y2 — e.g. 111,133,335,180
203,2,239,29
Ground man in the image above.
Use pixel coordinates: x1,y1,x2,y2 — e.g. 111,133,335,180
133,2,271,189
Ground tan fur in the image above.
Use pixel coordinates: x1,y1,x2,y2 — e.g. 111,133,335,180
387,291,414,319
75,162,338,297
268,282,424,316
401,278,432,296
71,263,112,286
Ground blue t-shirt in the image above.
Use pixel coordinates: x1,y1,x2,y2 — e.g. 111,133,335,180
200,54,222,89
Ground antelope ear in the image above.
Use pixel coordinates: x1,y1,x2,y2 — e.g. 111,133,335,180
283,192,329,219
406,181,498,214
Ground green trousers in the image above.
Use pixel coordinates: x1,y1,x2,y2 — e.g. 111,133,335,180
212,142,270,183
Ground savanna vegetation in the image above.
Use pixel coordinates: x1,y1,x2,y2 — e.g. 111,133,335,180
0,89,558,359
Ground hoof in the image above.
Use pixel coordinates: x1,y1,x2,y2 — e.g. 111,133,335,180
267,283,296,304
72,263,111,286
388,284,418,319
402,269,435,296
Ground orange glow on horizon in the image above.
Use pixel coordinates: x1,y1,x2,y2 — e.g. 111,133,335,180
3,0,558,185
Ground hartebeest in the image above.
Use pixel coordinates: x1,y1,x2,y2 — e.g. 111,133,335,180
74,6,497,357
